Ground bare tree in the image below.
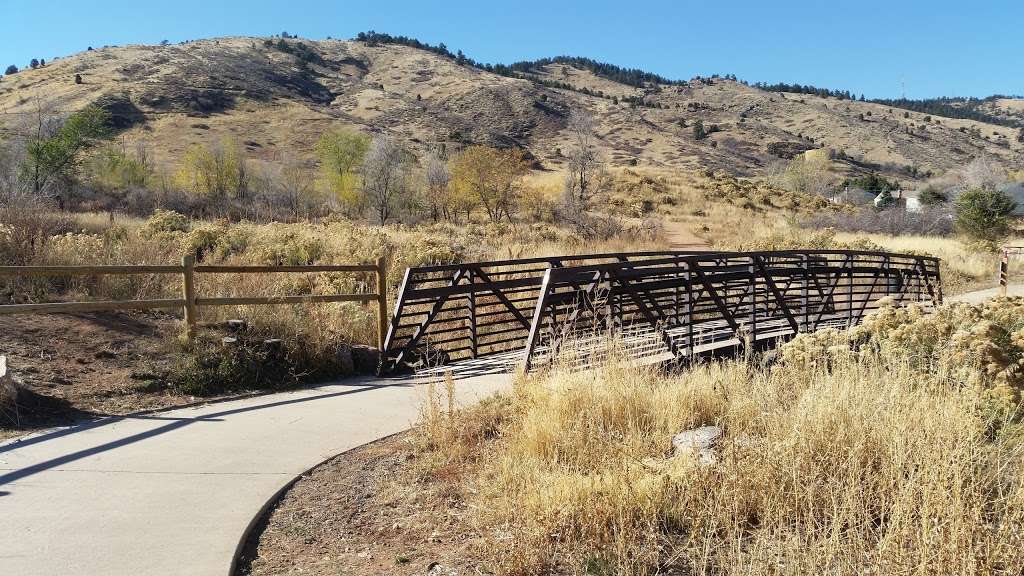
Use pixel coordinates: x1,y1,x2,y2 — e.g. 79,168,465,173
563,109,602,210
423,147,451,222
781,153,838,198
362,134,409,225
958,156,1005,191
250,154,316,220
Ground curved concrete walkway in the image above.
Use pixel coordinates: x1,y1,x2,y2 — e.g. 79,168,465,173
0,371,511,576
948,284,1024,305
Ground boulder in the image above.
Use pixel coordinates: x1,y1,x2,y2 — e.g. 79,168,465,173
671,425,723,465
351,345,381,374
0,356,20,422
226,319,248,333
336,345,355,376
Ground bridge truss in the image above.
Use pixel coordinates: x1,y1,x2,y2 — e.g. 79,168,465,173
380,250,941,374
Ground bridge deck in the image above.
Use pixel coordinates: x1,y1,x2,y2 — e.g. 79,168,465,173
414,310,880,381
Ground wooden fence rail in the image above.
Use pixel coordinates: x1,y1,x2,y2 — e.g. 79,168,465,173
0,257,389,350
380,250,942,374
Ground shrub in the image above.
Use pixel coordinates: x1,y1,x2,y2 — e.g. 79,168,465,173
0,191,67,266
918,185,948,205
954,187,1017,245
143,209,190,234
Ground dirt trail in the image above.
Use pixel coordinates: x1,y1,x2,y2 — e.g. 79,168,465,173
663,217,709,251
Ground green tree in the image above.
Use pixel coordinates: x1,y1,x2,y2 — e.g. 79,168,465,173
917,186,948,206
4,65,17,75
954,187,1017,244
21,105,111,200
314,128,369,210
89,142,151,192
692,119,706,140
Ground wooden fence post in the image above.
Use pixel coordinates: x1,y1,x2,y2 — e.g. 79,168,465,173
1000,250,1009,297
181,255,197,345
375,256,388,353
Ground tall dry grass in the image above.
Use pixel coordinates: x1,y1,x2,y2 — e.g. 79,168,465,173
1,209,662,347
833,231,1023,293
419,298,1024,575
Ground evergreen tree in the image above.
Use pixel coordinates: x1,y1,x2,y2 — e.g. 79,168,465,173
4,65,17,75
955,188,1017,244
692,120,707,140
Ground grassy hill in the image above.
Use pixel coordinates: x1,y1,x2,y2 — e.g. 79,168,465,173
1,36,1021,183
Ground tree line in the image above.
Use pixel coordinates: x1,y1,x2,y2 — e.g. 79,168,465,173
2,100,612,234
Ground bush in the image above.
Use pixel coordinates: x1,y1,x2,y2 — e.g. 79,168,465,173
0,191,68,266
954,187,1017,245
143,209,190,234
918,186,948,205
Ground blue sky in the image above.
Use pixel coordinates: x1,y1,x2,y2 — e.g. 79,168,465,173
2,0,1021,99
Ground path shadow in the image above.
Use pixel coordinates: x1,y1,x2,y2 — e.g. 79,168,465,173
0,379,412,488
1,388,98,435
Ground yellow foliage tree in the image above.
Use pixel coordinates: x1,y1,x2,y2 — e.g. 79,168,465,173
449,145,529,223
315,128,369,212
175,139,248,204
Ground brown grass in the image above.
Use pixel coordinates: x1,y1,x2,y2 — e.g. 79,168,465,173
409,298,1024,575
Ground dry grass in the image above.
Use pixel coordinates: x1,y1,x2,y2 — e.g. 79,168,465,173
2,209,661,348
833,232,1024,293
413,298,1024,575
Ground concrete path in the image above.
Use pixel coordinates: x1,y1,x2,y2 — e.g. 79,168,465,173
949,284,1024,305
0,371,512,576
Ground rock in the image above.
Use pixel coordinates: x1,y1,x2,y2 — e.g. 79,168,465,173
221,337,238,347
672,425,723,465
350,345,381,374
0,356,21,421
336,346,355,375
428,563,458,576
262,339,283,356
226,319,248,333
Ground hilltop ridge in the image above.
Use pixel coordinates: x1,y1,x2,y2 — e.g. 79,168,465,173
1,35,1021,182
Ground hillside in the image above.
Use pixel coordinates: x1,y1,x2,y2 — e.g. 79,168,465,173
1,36,1021,182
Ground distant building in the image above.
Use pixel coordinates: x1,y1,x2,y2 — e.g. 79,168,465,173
831,187,875,205
873,189,923,213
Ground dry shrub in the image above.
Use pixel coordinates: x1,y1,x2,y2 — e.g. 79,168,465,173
0,190,72,266
419,299,1024,575
718,227,883,252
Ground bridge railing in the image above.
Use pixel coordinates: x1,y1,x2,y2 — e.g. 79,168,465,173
380,250,941,373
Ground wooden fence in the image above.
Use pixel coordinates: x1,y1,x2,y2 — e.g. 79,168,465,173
380,250,942,373
0,256,389,350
